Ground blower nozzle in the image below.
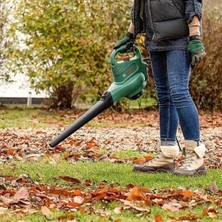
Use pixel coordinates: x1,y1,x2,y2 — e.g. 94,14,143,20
49,92,113,147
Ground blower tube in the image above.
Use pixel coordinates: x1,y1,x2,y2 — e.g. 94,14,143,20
49,91,113,147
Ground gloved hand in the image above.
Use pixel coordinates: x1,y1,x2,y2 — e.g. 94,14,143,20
188,36,206,68
114,32,136,53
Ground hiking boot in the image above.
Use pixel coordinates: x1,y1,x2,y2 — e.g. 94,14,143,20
173,140,207,176
133,145,179,173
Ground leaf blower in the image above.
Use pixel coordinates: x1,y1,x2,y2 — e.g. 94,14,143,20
49,45,148,147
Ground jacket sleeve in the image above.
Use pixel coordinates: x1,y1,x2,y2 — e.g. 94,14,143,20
184,0,203,23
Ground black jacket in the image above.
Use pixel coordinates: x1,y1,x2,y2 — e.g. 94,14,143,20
132,0,202,42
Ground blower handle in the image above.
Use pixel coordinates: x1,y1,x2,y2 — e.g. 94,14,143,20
110,45,142,65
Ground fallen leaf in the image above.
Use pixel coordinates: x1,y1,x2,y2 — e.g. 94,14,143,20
133,157,147,164
208,182,219,194
0,207,8,215
73,196,84,204
7,148,15,156
57,214,76,221
203,207,218,218
114,207,122,215
122,200,150,213
41,206,52,218
155,214,164,222
162,201,182,212
66,201,81,208
59,176,81,184
126,187,145,201
10,187,30,205
180,190,193,198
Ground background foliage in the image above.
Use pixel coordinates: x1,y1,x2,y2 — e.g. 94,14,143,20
0,0,13,82
190,1,222,110
7,0,131,108
4,0,222,110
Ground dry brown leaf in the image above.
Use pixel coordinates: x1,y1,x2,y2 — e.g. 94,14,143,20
203,207,218,218
176,215,200,221
10,187,30,205
73,196,84,204
114,207,122,215
41,206,52,217
66,201,81,208
0,207,8,215
57,214,76,221
208,182,219,194
122,200,150,213
59,176,81,184
162,201,182,212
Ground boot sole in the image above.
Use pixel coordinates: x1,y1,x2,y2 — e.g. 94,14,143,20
133,168,174,173
173,168,207,176
195,169,208,176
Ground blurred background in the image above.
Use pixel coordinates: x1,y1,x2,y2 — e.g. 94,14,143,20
0,0,221,111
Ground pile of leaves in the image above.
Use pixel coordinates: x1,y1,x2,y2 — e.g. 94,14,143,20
0,111,222,168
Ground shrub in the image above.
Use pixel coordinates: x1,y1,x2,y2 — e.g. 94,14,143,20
190,2,222,110
8,0,131,108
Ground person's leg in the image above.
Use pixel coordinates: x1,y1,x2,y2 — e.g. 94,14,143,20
166,50,199,140
133,51,179,173
150,52,179,144
166,50,207,176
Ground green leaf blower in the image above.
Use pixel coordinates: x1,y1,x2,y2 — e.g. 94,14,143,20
49,45,148,147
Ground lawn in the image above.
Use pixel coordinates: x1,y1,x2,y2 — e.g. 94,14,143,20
0,106,222,221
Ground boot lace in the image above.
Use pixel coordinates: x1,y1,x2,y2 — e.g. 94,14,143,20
179,152,196,170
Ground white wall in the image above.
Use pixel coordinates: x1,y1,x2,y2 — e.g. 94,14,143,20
0,74,47,98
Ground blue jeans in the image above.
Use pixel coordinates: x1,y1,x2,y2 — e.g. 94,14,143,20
150,50,200,143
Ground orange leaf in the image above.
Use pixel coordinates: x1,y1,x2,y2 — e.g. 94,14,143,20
133,157,146,164
36,130,43,134
7,149,15,156
44,199,52,208
58,214,75,221
180,190,193,201
203,208,208,216
66,201,81,208
127,187,144,201
64,152,73,159
155,215,164,222
144,155,153,161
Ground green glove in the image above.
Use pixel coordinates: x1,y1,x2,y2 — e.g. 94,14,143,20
188,36,206,68
114,32,136,53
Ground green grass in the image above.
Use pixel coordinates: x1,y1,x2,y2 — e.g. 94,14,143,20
0,106,62,128
1,106,222,221
1,158,222,221
2,159,222,189
0,106,152,129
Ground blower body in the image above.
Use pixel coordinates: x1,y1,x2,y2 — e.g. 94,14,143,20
49,45,148,147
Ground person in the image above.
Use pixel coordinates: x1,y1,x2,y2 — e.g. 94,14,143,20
114,0,207,176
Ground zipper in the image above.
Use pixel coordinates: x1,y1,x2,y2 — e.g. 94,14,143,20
147,0,156,41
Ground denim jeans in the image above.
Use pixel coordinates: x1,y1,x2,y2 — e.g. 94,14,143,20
150,50,200,143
